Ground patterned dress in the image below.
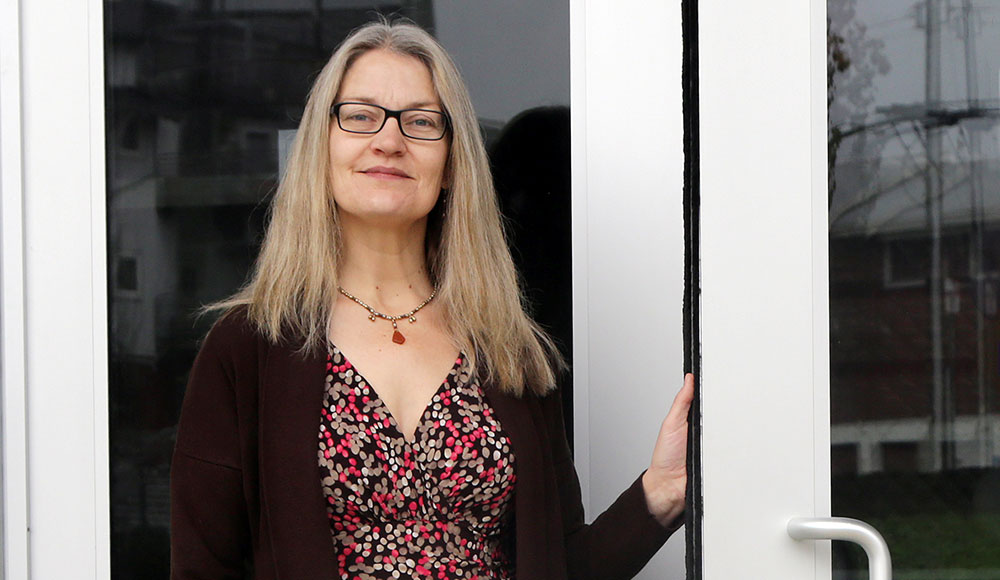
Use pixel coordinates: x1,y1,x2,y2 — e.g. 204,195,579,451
319,346,517,580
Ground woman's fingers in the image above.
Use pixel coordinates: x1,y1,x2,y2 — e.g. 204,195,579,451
649,373,695,474
665,373,695,427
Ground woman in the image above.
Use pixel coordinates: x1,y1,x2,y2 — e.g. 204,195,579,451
170,19,694,580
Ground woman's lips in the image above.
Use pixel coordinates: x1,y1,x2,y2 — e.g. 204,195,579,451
361,166,411,179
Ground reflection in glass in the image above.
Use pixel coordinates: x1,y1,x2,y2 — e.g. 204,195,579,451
828,0,1000,577
105,2,569,576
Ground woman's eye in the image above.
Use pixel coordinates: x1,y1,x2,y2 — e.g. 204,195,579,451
407,115,439,128
339,105,381,124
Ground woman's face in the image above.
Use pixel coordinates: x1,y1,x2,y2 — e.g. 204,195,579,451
328,49,450,231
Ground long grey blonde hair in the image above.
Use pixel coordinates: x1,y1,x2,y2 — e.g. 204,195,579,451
212,20,562,397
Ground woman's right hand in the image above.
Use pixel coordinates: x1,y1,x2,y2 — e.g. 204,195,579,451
641,373,694,526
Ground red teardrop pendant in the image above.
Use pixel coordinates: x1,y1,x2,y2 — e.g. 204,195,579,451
392,330,406,345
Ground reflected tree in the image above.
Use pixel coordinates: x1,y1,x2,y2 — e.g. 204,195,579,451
828,0,891,206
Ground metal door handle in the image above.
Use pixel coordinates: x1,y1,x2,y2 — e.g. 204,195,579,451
787,517,892,580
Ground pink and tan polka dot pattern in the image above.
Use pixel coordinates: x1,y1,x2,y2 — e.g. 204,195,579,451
319,346,516,580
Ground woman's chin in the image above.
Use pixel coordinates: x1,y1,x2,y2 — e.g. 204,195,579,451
339,207,431,232
337,193,437,227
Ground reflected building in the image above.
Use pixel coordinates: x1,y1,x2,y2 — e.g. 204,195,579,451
830,99,1000,474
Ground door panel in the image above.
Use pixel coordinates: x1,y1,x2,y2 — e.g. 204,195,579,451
702,1,1000,579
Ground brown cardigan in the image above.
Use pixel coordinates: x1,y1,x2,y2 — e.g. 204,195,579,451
170,310,680,579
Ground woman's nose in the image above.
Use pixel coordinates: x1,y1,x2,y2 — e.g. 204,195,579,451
370,117,406,154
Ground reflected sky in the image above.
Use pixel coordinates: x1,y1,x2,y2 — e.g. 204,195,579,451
830,0,1000,236
841,0,1000,112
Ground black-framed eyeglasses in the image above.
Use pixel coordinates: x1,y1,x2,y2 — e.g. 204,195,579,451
330,102,450,141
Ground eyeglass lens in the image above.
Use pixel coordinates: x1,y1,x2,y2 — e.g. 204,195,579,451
337,103,447,140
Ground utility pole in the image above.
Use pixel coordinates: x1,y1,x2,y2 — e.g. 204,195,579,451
925,0,948,472
962,0,990,467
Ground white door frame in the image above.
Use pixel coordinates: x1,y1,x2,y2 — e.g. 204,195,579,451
700,0,831,578
2,0,110,578
571,0,687,578
1,0,29,576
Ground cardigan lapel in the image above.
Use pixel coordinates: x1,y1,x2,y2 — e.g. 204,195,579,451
484,387,565,580
259,342,339,579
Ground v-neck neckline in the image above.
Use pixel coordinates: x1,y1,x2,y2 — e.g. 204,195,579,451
327,343,464,444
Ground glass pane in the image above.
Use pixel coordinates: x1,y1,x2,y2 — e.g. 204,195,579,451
828,1,1000,578
105,2,569,576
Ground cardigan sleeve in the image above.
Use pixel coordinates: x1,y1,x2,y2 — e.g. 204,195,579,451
170,312,255,579
540,391,683,580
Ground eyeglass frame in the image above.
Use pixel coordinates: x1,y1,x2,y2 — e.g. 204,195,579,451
330,102,451,141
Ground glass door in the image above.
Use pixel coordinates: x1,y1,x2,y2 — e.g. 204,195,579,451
699,0,1000,578
9,1,689,577
103,1,573,576
828,1,1000,577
